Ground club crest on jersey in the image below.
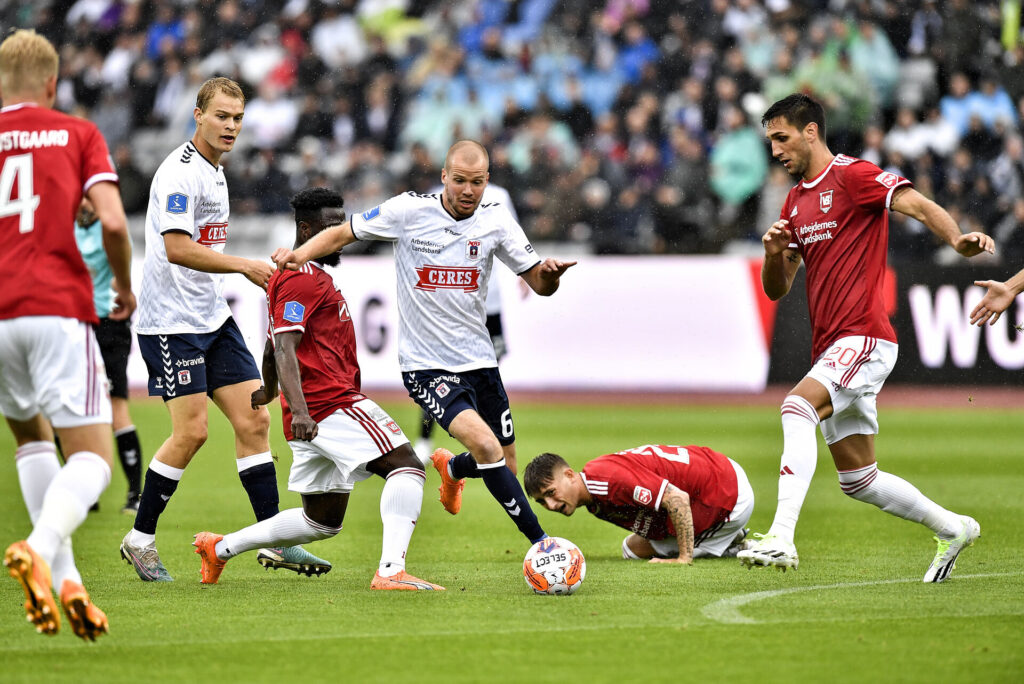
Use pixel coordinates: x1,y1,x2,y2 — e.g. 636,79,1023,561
177,369,192,385
633,486,653,506
414,265,480,292
283,301,305,323
361,206,381,221
466,240,481,260
166,193,188,214
435,382,450,398
819,189,833,214
385,420,401,434
337,300,351,322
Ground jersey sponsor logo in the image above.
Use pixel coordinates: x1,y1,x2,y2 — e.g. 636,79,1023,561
166,193,188,214
361,206,381,221
283,301,306,323
796,219,838,245
175,357,204,367
819,189,833,214
875,171,900,188
411,237,444,254
177,369,192,385
435,382,450,398
633,486,653,505
467,240,481,259
414,265,481,292
197,222,228,246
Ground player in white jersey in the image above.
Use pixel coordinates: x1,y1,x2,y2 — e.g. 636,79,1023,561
274,140,576,546
412,183,516,461
121,77,330,582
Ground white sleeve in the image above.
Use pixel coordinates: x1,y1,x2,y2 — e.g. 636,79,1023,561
495,207,540,275
153,165,199,237
350,193,407,242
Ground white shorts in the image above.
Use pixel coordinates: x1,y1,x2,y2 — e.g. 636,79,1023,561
806,336,897,445
648,458,755,559
0,316,111,427
287,398,410,494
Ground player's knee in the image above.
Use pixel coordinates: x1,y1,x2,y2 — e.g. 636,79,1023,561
465,435,502,464
172,426,208,454
237,406,271,443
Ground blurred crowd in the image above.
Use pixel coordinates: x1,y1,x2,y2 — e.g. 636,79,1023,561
9,0,1024,262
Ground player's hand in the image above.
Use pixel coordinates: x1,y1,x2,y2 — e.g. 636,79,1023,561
251,385,274,409
970,280,1014,326
243,259,274,290
954,232,995,257
271,248,305,271
537,258,577,280
648,556,693,565
108,279,137,320
762,220,792,256
291,413,318,441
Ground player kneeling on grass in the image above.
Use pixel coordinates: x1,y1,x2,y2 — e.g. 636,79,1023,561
193,188,442,591
524,445,754,564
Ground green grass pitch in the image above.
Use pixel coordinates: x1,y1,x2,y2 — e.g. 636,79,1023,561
1,397,1021,683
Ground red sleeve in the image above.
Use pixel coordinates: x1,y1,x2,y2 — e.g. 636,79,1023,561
270,270,320,334
79,121,118,193
584,457,669,512
844,160,912,212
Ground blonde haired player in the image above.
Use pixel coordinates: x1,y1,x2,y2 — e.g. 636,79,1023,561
0,29,135,640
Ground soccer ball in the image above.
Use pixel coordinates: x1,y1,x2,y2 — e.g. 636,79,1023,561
523,537,586,595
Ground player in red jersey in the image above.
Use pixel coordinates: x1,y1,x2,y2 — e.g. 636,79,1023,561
193,187,442,590
524,445,754,564
738,94,993,582
0,29,135,640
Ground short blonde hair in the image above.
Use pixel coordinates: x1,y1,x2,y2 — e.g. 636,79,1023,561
0,29,59,97
195,77,245,112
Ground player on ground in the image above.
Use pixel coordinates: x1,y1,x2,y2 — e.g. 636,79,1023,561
524,445,753,564
121,77,329,582
0,29,135,640
75,197,143,513
194,187,442,590
738,94,992,581
412,182,516,463
970,268,1024,327
273,140,575,547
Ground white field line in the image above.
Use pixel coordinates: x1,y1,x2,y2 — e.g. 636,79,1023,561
701,572,1022,625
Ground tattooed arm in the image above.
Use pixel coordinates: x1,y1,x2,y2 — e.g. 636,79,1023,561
649,484,694,565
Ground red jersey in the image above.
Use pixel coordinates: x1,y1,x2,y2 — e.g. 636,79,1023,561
267,262,365,440
0,103,118,323
780,154,911,360
580,444,738,541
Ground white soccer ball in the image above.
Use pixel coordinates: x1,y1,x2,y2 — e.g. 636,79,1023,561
522,536,586,595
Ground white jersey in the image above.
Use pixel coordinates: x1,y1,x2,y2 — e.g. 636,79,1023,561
136,141,233,335
350,190,539,372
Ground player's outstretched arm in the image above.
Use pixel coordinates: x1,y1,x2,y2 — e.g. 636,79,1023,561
272,331,318,441
890,187,995,258
649,485,694,565
970,268,1024,326
761,219,800,300
164,232,273,289
251,338,279,408
89,181,136,319
520,258,577,296
272,220,356,271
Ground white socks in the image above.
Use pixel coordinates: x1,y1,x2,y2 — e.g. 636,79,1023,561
15,442,83,589
378,468,425,577
767,395,820,543
215,508,339,559
838,463,961,537
26,450,110,568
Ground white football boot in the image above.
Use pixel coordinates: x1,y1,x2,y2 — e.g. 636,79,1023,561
737,533,799,571
923,515,980,583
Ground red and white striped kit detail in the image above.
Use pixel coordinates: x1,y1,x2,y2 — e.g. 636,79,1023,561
781,396,819,425
839,463,878,496
342,405,395,455
841,337,877,387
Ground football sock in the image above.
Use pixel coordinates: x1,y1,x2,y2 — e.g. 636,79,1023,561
419,408,434,440
28,451,111,565
114,425,143,495
237,452,279,522
215,508,339,560
378,467,425,577
767,395,820,544
838,463,962,537
15,442,82,588
132,458,183,539
621,537,642,560
478,459,546,543
450,451,481,479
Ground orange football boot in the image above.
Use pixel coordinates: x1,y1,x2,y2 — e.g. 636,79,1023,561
3,540,59,635
192,532,227,584
59,580,109,641
430,448,464,515
370,570,445,591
